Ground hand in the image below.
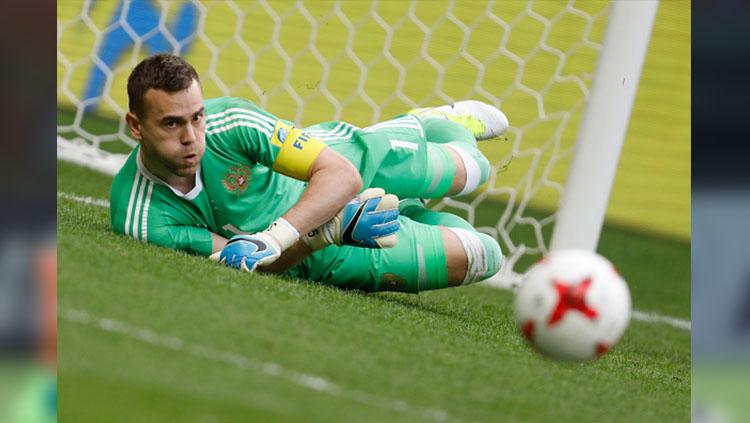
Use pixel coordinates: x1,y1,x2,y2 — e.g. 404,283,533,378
304,188,400,250
219,232,282,272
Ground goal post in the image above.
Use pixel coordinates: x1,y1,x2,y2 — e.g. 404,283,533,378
57,0,658,287
550,0,659,253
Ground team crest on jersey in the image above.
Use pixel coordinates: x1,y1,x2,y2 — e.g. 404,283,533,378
222,165,251,194
380,273,408,292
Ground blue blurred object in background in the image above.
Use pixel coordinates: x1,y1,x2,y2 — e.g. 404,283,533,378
82,0,198,112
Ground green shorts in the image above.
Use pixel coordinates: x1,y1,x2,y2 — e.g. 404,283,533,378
287,216,449,293
326,114,457,199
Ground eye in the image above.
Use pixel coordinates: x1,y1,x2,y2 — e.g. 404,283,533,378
165,121,178,129
192,112,204,122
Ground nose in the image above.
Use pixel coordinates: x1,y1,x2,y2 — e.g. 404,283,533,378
181,123,196,145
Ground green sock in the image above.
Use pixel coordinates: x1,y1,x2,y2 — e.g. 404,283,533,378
399,199,476,231
420,116,477,147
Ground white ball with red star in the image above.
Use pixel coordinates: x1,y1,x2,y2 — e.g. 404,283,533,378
514,249,631,362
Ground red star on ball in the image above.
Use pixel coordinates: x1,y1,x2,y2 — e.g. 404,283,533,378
547,277,598,326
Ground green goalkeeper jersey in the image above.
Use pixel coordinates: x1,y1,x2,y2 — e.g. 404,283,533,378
111,96,311,255
110,96,406,256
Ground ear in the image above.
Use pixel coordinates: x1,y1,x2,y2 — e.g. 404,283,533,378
126,112,143,141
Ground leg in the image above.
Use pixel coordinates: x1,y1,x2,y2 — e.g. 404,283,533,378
365,129,490,199
337,113,492,199
290,215,502,292
409,99,510,141
421,118,491,197
401,199,503,286
442,227,468,286
413,101,510,196
290,216,450,293
421,115,477,146
399,197,475,231
441,226,503,287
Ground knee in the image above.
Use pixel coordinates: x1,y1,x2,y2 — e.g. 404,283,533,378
445,228,503,285
446,143,491,196
421,117,476,145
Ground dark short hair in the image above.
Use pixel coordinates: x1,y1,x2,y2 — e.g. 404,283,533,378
127,53,200,117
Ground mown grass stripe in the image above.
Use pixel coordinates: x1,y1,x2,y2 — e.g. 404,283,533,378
57,192,110,208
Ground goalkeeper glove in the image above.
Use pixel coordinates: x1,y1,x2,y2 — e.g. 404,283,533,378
302,188,400,250
219,218,299,272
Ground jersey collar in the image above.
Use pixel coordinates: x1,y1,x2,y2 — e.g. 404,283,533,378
136,149,204,201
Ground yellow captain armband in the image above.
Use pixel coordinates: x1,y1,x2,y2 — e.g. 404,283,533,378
270,121,327,180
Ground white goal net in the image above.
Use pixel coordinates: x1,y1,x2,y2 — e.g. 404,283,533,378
57,0,613,286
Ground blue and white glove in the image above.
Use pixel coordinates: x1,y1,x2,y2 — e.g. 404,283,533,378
219,218,299,272
218,233,282,272
303,188,400,250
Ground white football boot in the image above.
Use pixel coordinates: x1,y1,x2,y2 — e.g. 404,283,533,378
409,100,509,140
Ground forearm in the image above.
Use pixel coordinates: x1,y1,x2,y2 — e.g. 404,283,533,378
215,148,364,273
258,151,361,271
257,240,313,274
210,232,228,254
281,149,362,235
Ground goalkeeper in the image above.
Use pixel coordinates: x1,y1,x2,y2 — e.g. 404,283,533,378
111,54,509,293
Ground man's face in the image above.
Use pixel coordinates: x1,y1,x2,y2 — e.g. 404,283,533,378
128,79,206,179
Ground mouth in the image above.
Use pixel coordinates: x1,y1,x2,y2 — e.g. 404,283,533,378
181,154,200,167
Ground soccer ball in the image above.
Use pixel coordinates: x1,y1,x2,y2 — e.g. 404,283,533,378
514,249,631,362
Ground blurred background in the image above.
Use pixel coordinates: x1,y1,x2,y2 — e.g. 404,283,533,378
693,0,750,421
0,0,57,422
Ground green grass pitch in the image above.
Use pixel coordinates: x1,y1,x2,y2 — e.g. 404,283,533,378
58,161,689,422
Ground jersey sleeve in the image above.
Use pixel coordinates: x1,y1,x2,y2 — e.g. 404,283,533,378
152,224,214,257
111,210,214,257
205,97,327,181
110,166,215,257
